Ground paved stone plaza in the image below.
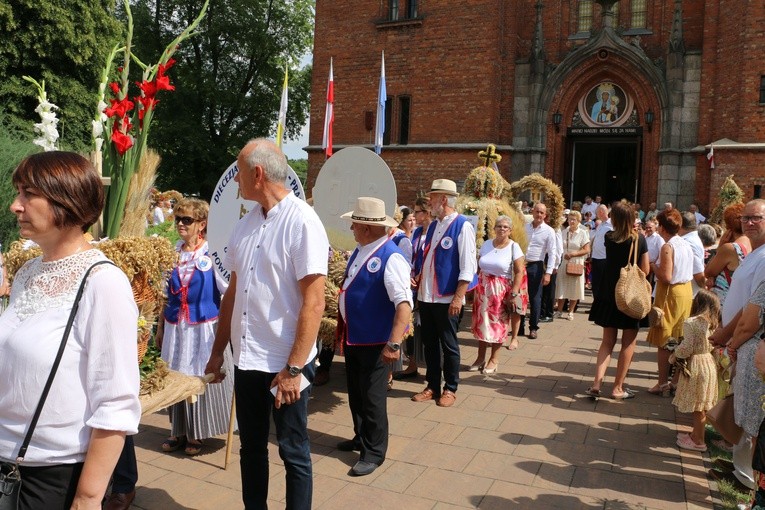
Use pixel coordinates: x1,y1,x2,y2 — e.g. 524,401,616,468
130,302,718,509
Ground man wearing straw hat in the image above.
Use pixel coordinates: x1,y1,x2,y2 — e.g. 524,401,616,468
335,197,413,476
205,138,329,510
411,179,478,407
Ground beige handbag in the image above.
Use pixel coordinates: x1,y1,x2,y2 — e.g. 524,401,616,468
615,235,652,319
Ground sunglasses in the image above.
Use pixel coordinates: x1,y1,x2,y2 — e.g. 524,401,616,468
175,216,197,226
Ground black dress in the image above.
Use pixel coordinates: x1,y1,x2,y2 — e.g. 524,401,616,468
588,233,648,330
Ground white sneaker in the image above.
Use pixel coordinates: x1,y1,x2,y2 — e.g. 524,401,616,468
554,311,563,319
566,312,574,321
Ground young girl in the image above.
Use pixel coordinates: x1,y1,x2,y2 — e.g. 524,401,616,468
672,289,721,452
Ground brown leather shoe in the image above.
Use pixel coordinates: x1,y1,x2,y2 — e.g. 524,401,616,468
527,330,538,339
104,490,136,510
437,390,456,407
314,369,330,386
411,387,436,402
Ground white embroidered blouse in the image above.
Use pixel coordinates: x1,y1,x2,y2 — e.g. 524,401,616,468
0,249,141,466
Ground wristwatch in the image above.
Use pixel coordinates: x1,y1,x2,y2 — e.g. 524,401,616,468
386,341,401,352
285,363,302,377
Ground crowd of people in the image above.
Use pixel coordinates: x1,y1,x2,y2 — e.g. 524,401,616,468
1,141,764,509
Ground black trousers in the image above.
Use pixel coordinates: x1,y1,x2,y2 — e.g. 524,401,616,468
18,462,83,510
590,258,608,300
541,271,557,318
420,302,461,394
344,342,389,465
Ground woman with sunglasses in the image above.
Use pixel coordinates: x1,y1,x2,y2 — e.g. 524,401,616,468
156,198,234,456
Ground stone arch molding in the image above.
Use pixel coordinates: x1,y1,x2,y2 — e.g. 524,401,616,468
537,28,670,132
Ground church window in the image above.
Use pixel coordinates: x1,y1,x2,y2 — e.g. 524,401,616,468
577,0,593,33
612,1,620,26
408,0,418,18
383,97,393,146
630,0,648,28
389,0,399,21
760,76,765,104
398,96,411,145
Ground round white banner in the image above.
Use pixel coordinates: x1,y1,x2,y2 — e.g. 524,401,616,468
207,160,305,283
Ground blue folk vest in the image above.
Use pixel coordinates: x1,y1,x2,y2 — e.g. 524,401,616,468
164,255,221,324
412,226,425,276
342,241,401,345
425,215,478,297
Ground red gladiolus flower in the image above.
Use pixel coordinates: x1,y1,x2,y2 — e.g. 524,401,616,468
137,79,158,99
154,59,176,92
111,127,134,155
109,82,121,96
104,97,135,119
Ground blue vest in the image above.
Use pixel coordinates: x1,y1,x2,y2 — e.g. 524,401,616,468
425,215,478,297
390,231,407,247
164,255,221,324
342,241,401,345
412,226,425,276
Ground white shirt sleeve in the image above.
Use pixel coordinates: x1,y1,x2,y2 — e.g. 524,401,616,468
397,237,413,269
79,267,141,433
384,252,415,309
545,227,557,274
457,220,478,283
292,210,330,280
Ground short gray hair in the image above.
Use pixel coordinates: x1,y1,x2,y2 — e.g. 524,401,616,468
681,211,697,230
242,138,288,183
495,215,512,228
697,224,717,248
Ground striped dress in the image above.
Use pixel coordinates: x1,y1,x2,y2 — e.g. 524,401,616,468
161,244,234,441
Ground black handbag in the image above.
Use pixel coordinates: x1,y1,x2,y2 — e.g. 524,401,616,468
0,261,112,509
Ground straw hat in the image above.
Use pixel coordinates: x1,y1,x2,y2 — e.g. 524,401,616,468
427,179,459,196
341,197,399,228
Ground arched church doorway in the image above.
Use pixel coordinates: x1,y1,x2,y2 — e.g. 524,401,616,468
566,135,642,205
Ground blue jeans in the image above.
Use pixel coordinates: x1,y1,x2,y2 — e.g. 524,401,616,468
235,360,315,510
420,302,460,394
526,261,545,331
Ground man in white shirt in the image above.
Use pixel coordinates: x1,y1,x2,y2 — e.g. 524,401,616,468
643,218,665,287
412,179,477,408
523,202,557,339
589,204,612,298
679,211,708,294
581,196,598,218
205,138,329,510
709,199,765,493
336,197,412,476
689,204,706,224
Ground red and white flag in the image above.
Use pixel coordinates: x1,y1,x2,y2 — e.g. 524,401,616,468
322,58,334,158
707,145,715,169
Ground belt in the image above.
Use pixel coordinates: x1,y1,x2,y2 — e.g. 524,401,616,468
526,260,544,265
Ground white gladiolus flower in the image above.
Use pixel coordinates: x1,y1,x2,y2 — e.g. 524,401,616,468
25,79,60,151
95,137,104,152
92,120,104,138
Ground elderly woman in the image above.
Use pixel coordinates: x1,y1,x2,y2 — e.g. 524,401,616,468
470,215,527,373
587,202,649,399
0,152,140,509
555,210,590,320
705,203,751,304
646,208,695,395
156,198,233,456
727,280,765,464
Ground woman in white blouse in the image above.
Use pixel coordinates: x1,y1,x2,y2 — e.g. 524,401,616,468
555,211,590,320
647,208,694,395
470,215,527,374
0,152,140,509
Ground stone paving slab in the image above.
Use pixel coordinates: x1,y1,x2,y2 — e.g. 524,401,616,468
129,304,715,509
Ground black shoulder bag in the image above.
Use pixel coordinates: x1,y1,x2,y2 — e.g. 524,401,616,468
0,261,113,510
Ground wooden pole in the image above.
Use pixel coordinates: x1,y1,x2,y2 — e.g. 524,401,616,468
223,393,236,470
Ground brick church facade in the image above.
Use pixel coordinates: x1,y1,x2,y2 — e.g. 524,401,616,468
305,0,765,213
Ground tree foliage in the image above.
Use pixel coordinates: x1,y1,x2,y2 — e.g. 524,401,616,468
130,0,314,200
0,113,37,249
0,0,122,150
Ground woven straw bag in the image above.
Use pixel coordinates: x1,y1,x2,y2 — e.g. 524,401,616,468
615,235,652,319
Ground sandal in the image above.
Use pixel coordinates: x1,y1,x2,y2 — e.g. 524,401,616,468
387,378,393,391
161,436,186,452
612,389,636,400
676,433,707,452
505,339,519,351
585,387,600,398
647,382,673,397
184,440,203,456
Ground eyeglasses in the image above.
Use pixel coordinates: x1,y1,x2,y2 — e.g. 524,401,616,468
175,216,197,226
741,215,765,224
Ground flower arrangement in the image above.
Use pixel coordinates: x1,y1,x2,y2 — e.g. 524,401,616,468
22,77,59,151
97,0,209,239
708,174,744,226
507,173,566,230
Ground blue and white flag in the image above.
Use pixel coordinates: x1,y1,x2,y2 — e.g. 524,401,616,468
374,51,386,155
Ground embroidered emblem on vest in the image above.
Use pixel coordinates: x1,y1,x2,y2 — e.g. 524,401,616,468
367,256,382,273
196,256,213,271
440,236,454,250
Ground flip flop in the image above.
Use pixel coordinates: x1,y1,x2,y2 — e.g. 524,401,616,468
585,387,600,399
612,389,636,400
505,340,519,351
